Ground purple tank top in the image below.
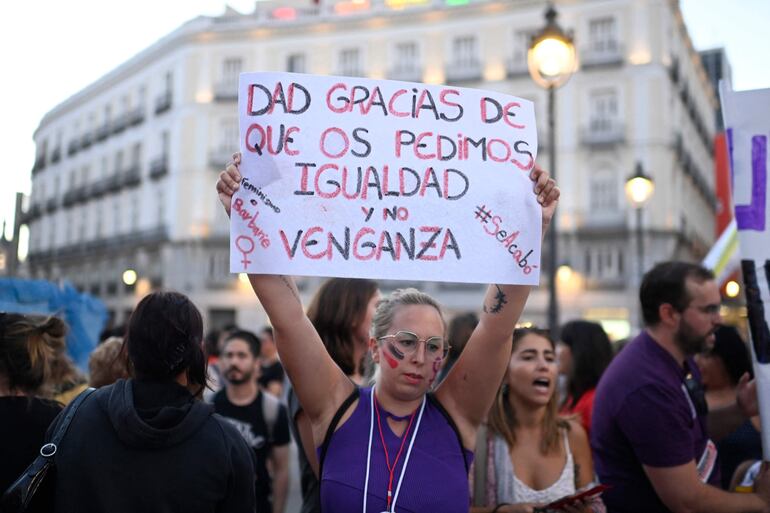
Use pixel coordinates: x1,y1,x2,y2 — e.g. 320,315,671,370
319,387,473,513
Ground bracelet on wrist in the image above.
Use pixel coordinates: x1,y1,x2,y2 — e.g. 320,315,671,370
492,504,510,513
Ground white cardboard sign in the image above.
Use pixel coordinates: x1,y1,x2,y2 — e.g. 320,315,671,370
230,72,541,285
721,82,770,459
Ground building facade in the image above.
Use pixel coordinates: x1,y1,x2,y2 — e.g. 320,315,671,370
22,0,718,336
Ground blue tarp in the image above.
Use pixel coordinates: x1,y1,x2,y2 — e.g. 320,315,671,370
0,278,108,370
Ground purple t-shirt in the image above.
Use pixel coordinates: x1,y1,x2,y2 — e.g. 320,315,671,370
319,387,473,513
591,331,719,512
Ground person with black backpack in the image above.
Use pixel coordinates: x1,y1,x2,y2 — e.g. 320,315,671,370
212,329,290,513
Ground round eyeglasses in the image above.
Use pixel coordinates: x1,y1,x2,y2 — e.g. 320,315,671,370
378,330,450,360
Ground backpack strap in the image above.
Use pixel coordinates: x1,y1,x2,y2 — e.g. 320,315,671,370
426,393,470,474
261,391,281,441
317,387,360,480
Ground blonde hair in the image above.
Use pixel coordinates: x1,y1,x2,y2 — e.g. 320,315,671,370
487,328,569,455
0,313,67,396
371,288,445,340
89,337,130,388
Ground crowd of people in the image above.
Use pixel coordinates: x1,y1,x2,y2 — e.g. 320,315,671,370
0,156,768,513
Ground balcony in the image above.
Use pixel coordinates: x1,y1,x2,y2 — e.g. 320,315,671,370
105,174,122,193
67,139,80,156
128,106,145,126
214,81,238,102
386,66,423,83
31,154,47,175
155,91,172,115
21,203,43,223
50,147,61,164
580,120,625,147
46,197,59,213
111,113,128,135
121,165,142,187
150,156,169,179
95,123,110,142
581,44,624,69
27,226,170,264
445,61,483,84
62,189,78,208
506,56,530,78
209,148,238,168
90,179,108,198
80,131,93,149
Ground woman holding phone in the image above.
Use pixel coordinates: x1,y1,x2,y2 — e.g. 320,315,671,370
470,328,605,513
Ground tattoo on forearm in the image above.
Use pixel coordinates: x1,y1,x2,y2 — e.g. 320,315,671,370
483,285,508,314
279,276,301,304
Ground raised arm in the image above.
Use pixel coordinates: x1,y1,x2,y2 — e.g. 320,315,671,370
216,154,355,427
436,166,559,447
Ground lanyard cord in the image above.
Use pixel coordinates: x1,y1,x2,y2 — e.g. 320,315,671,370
363,387,426,513
374,393,417,510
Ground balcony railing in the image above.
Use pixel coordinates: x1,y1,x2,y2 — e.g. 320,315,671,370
386,66,423,83
111,113,128,135
214,81,238,102
506,56,529,78
155,91,172,115
105,174,122,193
445,61,483,84
80,131,93,149
67,139,79,156
122,165,142,187
21,203,43,224
90,179,108,198
581,44,624,69
580,120,625,147
128,106,145,126
50,147,61,164
46,197,59,213
150,156,169,179
209,148,239,168
95,123,110,142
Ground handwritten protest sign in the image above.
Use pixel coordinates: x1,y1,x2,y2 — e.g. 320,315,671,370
230,72,541,285
721,82,770,458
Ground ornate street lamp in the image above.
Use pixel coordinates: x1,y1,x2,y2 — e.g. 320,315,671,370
528,4,575,336
625,161,655,282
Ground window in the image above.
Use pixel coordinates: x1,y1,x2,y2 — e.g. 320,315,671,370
589,17,618,54
339,48,362,76
161,131,170,157
132,143,142,167
585,245,624,279
219,118,239,153
222,58,242,89
589,90,618,133
81,165,90,186
452,36,478,68
95,203,103,239
113,197,121,234
394,42,419,72
512,29,536,65
590,170,618,211
115,150,124,174
287,53,306,73
130,192,139,232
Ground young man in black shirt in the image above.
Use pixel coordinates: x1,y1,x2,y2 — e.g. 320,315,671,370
213,329,291,513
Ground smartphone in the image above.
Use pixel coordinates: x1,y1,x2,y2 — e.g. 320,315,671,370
539,484,610,510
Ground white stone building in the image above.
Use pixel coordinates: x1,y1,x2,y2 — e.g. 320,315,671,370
22,0,717,337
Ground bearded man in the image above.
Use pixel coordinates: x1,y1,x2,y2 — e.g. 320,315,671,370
213,330,290,513
591,261,770,513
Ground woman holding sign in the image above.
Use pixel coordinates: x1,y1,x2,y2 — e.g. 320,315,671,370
217,152,559,513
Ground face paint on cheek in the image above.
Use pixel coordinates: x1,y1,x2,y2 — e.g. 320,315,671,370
382,341,404,369
428,358,442,386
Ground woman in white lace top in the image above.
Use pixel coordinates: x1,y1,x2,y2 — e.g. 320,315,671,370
470,328,605,513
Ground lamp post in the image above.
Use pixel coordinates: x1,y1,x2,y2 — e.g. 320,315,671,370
528,4,575,335
625,162,654,283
